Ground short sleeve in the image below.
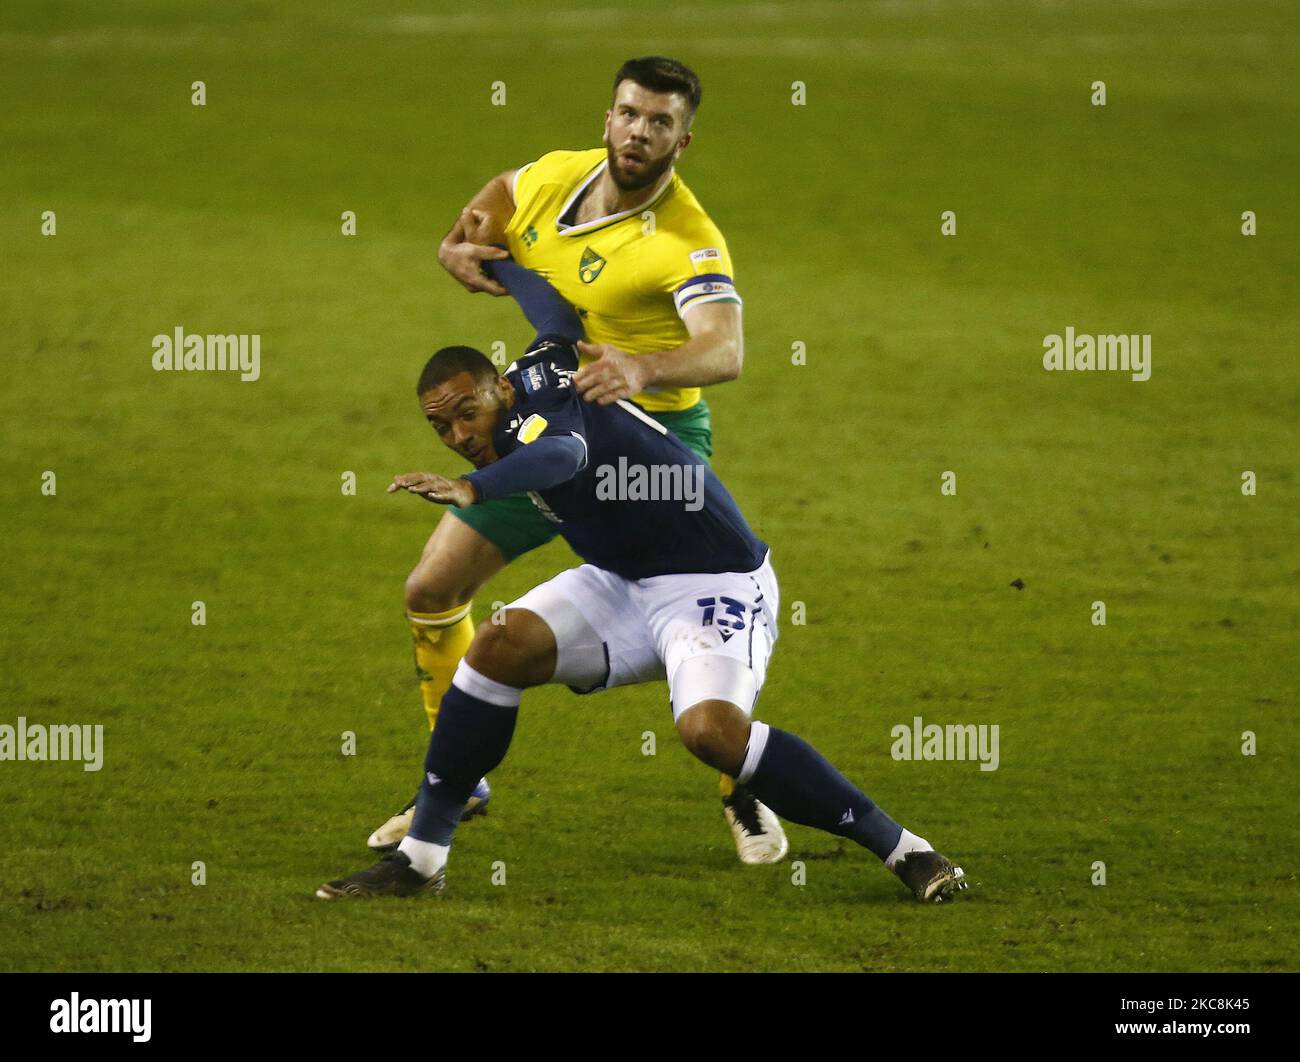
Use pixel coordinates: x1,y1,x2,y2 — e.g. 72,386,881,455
510,149,596,214
658,234,743,320
511,161,538,210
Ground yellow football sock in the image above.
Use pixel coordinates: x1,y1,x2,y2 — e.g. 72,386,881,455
408,603,476,731
719,773,736,799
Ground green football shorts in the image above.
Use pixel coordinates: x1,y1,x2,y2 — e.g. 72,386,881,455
450,400,713,562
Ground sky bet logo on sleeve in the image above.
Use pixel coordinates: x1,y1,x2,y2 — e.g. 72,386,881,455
689,247,721,274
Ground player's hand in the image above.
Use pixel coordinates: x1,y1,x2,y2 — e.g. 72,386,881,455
574,341,647,406
388,472,478,508
438,208,509,296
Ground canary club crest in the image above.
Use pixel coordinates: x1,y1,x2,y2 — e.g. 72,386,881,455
578,246,606,284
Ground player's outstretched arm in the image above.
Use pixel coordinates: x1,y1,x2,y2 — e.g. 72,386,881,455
389,432,587,509
437,169,518,296
574,300,743,405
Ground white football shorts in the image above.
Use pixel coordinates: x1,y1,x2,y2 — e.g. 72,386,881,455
506,551,779,718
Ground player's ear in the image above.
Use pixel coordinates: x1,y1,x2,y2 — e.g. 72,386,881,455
494,373,514,407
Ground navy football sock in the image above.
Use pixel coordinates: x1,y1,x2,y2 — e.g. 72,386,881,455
742,724,904,861
409,680,519,846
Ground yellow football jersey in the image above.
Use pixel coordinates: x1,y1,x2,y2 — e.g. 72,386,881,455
504,147,741,413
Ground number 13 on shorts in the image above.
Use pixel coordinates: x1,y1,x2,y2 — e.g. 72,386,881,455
696,595,748,637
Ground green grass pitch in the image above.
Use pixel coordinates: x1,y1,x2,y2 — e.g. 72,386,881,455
1,1,1297,972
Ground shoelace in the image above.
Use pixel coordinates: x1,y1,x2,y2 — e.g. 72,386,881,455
726,788,766,837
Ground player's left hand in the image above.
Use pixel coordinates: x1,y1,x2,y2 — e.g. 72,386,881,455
574,341,647,406
388,472,477,508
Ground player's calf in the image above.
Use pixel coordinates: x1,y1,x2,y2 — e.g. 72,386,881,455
370,514,507,854
674,686,789,865
735,721,968,902
385,613,554,881
404,511,503,731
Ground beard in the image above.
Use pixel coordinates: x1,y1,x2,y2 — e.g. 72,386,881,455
605,142,675,192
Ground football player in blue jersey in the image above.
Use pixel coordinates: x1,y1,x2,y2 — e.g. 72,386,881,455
317,258,968,904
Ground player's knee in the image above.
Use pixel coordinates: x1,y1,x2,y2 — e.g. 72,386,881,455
404,562,471,614
464,610,556,689
675,700,749,775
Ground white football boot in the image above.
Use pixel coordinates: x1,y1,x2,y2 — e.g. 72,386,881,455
366,778,490,852
723,783,789,864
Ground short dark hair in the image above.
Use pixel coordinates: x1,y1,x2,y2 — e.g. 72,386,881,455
612,56,702,124
416,345,498,396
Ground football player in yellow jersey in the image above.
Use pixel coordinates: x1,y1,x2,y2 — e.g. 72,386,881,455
368,57,788,865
